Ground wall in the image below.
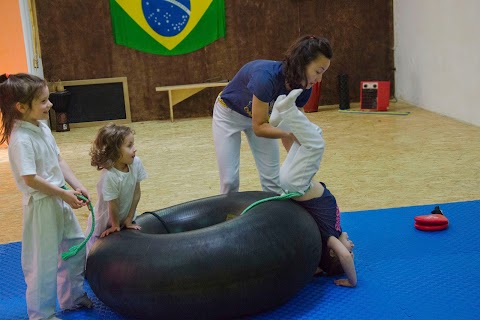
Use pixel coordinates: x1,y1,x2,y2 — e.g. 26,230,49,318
394,0,480,126
35,0,393,121
0,0,29,148
0,0,28,73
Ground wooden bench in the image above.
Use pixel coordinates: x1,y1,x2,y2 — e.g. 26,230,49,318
155,82,228,122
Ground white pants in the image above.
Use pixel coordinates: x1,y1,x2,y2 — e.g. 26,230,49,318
278,107,325,194
22,196,87,320
85,202,108,256
212,100,282,194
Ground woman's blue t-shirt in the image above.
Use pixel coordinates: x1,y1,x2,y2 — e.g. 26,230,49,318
220,60,312,118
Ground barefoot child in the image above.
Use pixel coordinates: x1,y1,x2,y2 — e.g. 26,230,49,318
0,73,93,319
85,123,147,254
271,86,357,287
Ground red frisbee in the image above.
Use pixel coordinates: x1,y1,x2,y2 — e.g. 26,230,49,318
414,214,449,226
414,221,448,231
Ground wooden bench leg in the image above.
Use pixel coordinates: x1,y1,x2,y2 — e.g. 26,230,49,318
168,91,174,122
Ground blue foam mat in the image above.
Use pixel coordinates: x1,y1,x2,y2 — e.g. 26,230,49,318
1,200,480,320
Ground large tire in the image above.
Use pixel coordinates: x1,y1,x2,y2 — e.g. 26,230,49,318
86,191,321,319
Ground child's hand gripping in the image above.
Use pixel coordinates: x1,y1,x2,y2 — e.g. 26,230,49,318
334,278,356,287
61,188,95,261
124,220,142,231
100,226,121,238
61,189,88,209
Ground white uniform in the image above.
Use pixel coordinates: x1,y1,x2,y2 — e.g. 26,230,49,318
8,120,87,320
212,100,282,194
274,103,325,194
85,156,147,254
211,60,312,195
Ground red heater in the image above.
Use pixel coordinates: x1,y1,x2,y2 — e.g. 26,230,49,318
304,82,322,113
360,81,390,111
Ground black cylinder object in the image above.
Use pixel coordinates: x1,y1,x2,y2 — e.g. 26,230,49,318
338,73,350,110
49,91,71,132
86,191,322,320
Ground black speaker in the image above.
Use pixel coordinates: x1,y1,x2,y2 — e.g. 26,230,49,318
49,91,71,132
338,74,350,110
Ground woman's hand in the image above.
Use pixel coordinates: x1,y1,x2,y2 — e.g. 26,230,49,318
281,132,300,152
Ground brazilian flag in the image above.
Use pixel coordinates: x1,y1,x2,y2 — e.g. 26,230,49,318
110,0,226,56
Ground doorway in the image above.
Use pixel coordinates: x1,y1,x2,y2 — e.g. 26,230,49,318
0,0,44,148
0,0,44,76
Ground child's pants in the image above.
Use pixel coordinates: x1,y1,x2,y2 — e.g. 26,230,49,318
277,107,325,194
212,99,283,194
22,195,87,320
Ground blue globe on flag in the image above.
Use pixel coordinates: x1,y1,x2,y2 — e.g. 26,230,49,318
142,0,191,37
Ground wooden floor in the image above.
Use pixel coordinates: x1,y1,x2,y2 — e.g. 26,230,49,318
1,101,479,244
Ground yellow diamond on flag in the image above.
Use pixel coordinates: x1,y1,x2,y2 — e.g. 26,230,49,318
115,0,213,50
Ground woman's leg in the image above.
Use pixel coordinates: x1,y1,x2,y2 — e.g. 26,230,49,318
244,128,282,194
212,100,250,193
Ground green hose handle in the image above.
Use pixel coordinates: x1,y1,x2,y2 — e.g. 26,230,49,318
60,186,95,261
240,191,302,215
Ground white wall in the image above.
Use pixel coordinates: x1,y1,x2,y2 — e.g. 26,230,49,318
394,0,480,126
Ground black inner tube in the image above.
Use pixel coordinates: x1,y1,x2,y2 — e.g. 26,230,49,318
86,191,321,320
143,211,171,233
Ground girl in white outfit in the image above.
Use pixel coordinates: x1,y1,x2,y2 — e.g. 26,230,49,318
0,73,92,320
271,88,357,288
85,123,147,255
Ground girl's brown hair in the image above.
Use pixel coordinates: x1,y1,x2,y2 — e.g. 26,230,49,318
90,123,134,170
319,243,345,276
282,35,333,90
0,73,48,144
